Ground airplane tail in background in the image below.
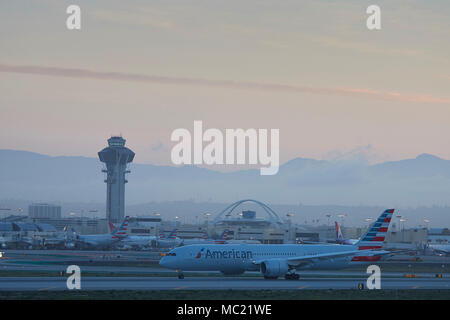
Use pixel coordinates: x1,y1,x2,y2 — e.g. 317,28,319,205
335,221,345,243
219,229,229,241
167,229,178,239
70,227,79,240
111,216,130,239
108,221,117,233
356,209,394,250
214,229,230,244
202,230,209,240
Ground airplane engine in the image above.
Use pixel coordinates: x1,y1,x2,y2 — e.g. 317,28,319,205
65,242,75,249
260,259,289,278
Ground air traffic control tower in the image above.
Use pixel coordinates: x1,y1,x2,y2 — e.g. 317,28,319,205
98,136,135,223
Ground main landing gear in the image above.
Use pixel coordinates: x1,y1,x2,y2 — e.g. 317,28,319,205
284,273,300,280
263,276,279,280
176,270,185,279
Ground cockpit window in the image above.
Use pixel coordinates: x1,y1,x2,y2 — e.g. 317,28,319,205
167,252,176,256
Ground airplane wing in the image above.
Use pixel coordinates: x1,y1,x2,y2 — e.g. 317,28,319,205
430,247,450,255
253,249,390,267
76,239,98,247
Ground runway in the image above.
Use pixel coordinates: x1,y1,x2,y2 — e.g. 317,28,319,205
1,276,450,291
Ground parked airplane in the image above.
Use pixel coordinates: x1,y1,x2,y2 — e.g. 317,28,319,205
107,221,157,250
214,229,261,244
0,236,7,249
156,229,183,248
160,209,395,279
428,244,450,256
36,226,78,249
2,234,37,249
179,229,239,246
73,216,129,249
179,230,215,246
335,221,359,245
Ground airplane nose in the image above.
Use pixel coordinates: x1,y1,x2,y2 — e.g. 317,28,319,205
159,256,168,268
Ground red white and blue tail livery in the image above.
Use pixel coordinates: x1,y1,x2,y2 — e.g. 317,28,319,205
351,209,394,262
112,216,130,239
357,209,394,250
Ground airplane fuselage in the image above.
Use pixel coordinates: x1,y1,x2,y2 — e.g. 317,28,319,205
160,243,375,274
77,234,119,248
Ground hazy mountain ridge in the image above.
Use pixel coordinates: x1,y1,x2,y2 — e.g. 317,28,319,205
1,150,450,207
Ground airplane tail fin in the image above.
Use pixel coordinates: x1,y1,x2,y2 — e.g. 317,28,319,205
111,216,130,239
335,221,345,243
159,230,165,240
108,221,117,233
356,209,394,250
220,229,230,240
202,230,209,240
167,229,178,239
70,227,79,240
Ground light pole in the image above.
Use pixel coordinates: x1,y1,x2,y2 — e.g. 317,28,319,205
400,218,407,231
337,214,346,227
423,219,430,230
364,218,373,234
205,212,211,226
395,215,402,232
326,214,332,226
286,213,294,225
365,218,373,224
399,217,407,241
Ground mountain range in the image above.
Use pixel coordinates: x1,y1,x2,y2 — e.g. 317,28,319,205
1,149,450,208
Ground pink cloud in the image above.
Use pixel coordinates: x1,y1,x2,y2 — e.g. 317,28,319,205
1,63,449,104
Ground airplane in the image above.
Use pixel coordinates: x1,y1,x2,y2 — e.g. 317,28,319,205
73,216,129,249
296,221,360,245
155,229,183,248
213,231,262,244
160,209,395,279
179,230,216,246
335,221,359,245
428,244,450,256
3,234,37,249
209,229,261,244
179,229,240,246
39,226,77,249
210,229,230,244
0,236,8,249
106,221,157,250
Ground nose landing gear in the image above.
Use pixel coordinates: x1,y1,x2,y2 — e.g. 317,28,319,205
176,270,184,279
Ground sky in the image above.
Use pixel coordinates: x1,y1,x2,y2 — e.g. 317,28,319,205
0,0,449,168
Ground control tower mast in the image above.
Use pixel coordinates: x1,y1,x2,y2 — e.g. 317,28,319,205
98,136,135,223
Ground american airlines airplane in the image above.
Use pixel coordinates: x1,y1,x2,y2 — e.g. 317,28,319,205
179,230,216,246
156,229,183,248
108,221,157,250
73,216,129,249
428,244,450,256
179,229,242,245
160,209,394,279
